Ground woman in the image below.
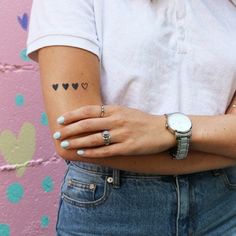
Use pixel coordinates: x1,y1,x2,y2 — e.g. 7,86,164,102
26,0,236,235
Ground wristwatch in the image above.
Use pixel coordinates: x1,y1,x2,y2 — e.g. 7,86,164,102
165,112,192,160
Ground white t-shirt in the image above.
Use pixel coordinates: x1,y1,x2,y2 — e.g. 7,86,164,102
26,0,236,116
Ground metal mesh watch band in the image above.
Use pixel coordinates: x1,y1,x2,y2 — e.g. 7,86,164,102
169,132,191,160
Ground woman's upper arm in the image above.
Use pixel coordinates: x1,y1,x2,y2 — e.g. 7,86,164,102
26,0,102,159
38,46,102,158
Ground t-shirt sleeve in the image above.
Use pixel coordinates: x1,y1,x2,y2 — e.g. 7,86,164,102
26,0,101,62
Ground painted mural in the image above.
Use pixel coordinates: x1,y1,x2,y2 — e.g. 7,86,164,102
0,1,66,235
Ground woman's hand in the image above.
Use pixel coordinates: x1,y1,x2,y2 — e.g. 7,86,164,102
52,105,176,158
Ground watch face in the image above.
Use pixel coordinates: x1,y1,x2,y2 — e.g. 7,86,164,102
167,113,192,133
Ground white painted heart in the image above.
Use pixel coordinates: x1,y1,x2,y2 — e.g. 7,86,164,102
0,122,36,177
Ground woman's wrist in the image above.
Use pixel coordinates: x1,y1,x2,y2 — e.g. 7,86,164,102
188,115,210,151
151,114,177,152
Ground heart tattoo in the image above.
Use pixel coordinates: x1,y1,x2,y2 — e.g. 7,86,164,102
81,82,88,89
72,83,79,90
52,84,59,91
62,83,69,90
51,82,88,91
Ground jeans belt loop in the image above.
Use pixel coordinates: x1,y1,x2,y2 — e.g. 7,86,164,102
112,169,121,189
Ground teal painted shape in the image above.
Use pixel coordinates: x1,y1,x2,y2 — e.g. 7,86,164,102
42,176,54,192
6,183,24,203
20,48,30,61
0,224,10,236
15,94,25,106
41,112,48,126
41,215,50,228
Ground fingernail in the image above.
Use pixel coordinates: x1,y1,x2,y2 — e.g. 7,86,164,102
77,149,85,156
57,116,65,124
53,131,61,139
61,140,70,148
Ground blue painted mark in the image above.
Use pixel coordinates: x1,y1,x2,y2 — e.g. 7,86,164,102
41,112,48,126
0,224,10,236
20,48,30,62
41,215,50,228
6,183,24,203
42,176,54,193
17,13,28,31
15,94,25,106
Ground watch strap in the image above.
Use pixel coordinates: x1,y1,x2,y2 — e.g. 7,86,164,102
169,131,191,160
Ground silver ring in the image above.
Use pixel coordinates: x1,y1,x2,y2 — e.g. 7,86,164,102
100,104,105,118
102,130,111,145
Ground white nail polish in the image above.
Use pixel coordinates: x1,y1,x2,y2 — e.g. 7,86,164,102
61,140,69,148
53,131,61,139
77,150,85,156
57,116,65,124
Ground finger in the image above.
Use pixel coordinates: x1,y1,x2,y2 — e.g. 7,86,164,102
56,104,114,125
53,117,113,140
60,130,119,149
76,143,124,158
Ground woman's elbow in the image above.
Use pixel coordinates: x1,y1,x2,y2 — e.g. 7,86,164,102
55,146,74,160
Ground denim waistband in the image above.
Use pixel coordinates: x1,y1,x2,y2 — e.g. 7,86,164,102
68,160,221,178
67,161,225,189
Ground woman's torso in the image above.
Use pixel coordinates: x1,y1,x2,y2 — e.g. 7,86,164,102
91,0,236,173
95,0,236,115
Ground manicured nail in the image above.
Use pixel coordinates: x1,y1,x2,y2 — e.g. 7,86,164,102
77,150,85,156
57,116,65,124
60,140,70,149
53,131,61,139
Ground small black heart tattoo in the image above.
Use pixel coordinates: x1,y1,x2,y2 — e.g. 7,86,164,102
72,83,79,90
52,84,59,91
81,82,88,90
62,83,69,90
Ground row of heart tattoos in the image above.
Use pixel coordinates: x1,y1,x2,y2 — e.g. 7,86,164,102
52,82,88,91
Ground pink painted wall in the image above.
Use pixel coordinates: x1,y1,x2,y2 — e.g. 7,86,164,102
0,1,66,235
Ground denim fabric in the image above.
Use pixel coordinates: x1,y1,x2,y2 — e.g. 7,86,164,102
56,161,236,236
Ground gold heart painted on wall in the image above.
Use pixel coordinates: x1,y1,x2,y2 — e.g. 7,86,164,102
0,122,36,177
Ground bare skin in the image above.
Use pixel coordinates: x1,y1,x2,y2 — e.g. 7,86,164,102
38,46,236,175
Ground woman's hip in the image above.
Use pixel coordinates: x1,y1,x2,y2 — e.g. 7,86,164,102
56,161,236,236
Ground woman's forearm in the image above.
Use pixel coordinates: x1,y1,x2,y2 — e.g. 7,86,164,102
185,93,236,159
63,149,236,175
190,114,236,159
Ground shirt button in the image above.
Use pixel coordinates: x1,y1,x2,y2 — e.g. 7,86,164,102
176,10,186,20
178,27,185,39
107,177,114,183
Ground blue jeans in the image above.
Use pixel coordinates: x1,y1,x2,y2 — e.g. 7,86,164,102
56,161,236,236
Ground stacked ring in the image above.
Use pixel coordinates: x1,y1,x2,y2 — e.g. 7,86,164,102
102,130,111,145
100,104,105,117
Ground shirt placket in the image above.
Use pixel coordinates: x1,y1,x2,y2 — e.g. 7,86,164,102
175,0,187,54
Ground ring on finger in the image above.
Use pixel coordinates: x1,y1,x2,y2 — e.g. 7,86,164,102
100,104,105,118
102,130,111,145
